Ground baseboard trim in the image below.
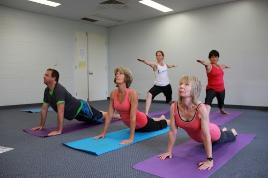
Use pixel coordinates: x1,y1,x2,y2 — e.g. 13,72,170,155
0,103,42,110
214,104,268,111
1,100,267,111
108,97,268,111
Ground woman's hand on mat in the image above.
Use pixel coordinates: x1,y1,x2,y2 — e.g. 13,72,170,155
95,133,106,139
198,160,213,170
120,138,133,145
31,126,43,131
48,130,62,136
159,152,172,160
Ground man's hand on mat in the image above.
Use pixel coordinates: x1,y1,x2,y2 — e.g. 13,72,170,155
159,152,172,160
120,139,133,145
31,126,43,131
48,130,62,136
198,160,213,170
95,133,106,139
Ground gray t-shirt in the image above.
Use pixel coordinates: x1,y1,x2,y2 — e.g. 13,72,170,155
43,83,81,120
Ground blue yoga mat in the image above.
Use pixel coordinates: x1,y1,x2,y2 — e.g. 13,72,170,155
63,110,241,155
64,127,169,155
20,107,54,113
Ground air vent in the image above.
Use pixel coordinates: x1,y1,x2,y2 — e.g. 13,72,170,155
81,17,98,22
100,0,124,5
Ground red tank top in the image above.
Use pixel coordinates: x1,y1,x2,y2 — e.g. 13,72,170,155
113,88,148,129
173,102,221,142
207,65,225,92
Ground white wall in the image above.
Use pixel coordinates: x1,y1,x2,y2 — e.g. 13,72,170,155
108,0,268,107
0,6,108,106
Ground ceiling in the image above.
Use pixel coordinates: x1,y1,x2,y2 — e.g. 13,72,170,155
0,0,240,27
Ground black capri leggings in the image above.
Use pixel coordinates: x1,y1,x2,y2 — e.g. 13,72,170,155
148,84,172,103
136,116,167,132
205,89,225,109
213,129,236,145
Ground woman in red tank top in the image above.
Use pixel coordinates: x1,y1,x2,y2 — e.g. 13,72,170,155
95,67,169,145
197,50,230,114
159,76,237,171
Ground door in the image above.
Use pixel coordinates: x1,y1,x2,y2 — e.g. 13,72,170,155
74,32,88,100
87,33,108,101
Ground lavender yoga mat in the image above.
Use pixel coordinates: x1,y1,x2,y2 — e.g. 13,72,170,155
22,110,170,137
23,122,104,137
134,134,255,178
23,109,241,137
209,110,241,126
150,109,241,127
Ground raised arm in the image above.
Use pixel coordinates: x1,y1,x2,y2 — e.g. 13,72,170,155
196,59,212,72
120,90,138,144
198,103,213,170
159,103,178,160
220,64,231,69
166,64,176,69
137,59,157,71
95,91,115,139
31,103,49,131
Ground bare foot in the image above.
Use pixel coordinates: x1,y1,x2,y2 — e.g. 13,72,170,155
153,115,170,125
112,113,121,120
153,115,166,121
231,128,238,136
222,127,227,132
220,109,229,115
165,119,170,125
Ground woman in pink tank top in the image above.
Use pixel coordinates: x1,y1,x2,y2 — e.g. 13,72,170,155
95,67,169,145
159,76,237,170
197,50,230,114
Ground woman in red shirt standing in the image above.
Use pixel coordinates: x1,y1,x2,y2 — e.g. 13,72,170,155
197,50,230,114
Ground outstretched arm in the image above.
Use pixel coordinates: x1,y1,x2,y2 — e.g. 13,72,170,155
31,103,49,131
196,59,212,72
220,64,231,69
199,104,213,170
137,59,157,71
48,103,64,136
166,64,176,68
120,90,138,144
95,91,115,139
159,103,178,160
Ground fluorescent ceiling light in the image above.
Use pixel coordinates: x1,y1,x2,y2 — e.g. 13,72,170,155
139,0,173,13
28,0,61,7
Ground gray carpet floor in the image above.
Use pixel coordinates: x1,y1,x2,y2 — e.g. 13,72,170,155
0,101,267,178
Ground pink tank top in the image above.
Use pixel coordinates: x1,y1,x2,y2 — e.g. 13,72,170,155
173,102,221,142
113,88,148,129
207,65,225,92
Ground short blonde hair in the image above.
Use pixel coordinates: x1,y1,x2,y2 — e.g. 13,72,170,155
179,75,202,105
114,67,133,88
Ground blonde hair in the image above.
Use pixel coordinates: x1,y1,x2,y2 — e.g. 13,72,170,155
178,75,202,105
114,67,133,88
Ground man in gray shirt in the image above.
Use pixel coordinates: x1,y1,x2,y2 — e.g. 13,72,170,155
31,68,112,136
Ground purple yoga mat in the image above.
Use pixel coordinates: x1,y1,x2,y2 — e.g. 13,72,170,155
210,110,241,126
23,122,105,137
22,110,170,137
134,134,255,178
150,109,242,126
148,109,170,117
23,109,241,137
